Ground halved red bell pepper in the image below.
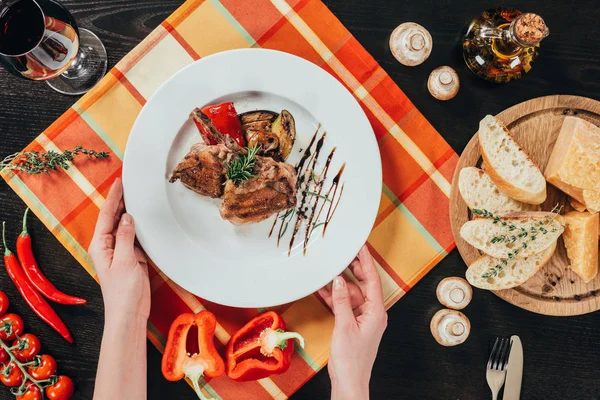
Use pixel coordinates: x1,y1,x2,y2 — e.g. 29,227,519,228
225,311,305,382
161,311,224,400
191,102,246,147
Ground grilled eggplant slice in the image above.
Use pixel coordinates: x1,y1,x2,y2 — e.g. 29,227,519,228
239,110,278,132
271,110,296,161
246,130,280,159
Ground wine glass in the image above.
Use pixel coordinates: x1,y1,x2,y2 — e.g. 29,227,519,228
0,0,108,95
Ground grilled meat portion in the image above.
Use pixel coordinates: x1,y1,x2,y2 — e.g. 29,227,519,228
220,157,297,225
169,143,233,198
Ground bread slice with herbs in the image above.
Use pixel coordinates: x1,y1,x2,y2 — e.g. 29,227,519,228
478,115,546,205
466,241,557,290
460,211,564,259
458,167,538,214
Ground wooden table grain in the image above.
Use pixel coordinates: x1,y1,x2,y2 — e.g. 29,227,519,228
0,0,599,399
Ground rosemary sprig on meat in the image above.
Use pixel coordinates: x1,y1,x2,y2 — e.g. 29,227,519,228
0,146,109,175
226,145,261,185
473,205,563,279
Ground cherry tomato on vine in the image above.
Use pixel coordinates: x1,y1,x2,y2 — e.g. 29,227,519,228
28,354,57,380
0,361,24,387
45,375,74,400
0,347,9,365
0,314,24,341
16,382,42,400
0,292,8,317
12,334,41,362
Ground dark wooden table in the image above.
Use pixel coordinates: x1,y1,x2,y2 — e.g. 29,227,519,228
1,0,599,399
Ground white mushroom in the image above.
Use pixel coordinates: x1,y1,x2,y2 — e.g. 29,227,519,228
389,22,433,66
436,276,472,310
428,66,460,100
430,309,471,347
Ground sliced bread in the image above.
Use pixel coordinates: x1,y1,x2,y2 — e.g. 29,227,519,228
460,211,564,259
562,211,599,283
458,167,538,213
478,115,546,205
466,241,556,290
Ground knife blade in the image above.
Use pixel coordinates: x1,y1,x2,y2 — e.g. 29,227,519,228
503,335,524,400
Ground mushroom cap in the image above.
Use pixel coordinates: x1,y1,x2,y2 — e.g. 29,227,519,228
436,276,472,310
389,22,433,66
430,309,471,347
428,66,460,101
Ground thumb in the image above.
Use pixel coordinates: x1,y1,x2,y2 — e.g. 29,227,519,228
331,276,356,329
113,214,137,267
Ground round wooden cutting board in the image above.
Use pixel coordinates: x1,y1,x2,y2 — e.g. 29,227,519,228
450,95,600,316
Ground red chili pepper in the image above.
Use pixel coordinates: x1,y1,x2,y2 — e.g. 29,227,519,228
17,209,86,306
225,311,305,382
162,311,224,400
191,102,246,147
2,222,73,343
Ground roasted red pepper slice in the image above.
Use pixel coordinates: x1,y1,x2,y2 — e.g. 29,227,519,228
162,311,224,400
2,223,73,343
225,311,305,381
18,209,86,305
191,102,245,147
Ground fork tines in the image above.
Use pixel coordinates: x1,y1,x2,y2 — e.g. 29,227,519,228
487,337,512,371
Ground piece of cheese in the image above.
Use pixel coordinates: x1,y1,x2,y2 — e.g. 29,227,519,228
545,117,600,208
562,211,599,283
583,190,600,213
569,196,587,212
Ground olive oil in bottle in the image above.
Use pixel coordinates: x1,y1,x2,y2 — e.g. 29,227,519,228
463,8,549,83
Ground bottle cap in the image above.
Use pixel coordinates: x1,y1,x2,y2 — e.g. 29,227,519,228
389,22,433,66
428,66,460,100
513,13,549,45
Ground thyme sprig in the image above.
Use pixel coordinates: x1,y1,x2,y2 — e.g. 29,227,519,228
0,146,109,175
226,145,261,185
304,191,331,202
278,208,295,239
482,259,509,279
473,206,564,279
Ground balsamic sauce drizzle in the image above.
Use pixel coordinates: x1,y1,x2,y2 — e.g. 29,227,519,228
268,124,346,256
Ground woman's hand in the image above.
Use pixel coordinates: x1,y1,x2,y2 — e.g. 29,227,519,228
318,246,388,400
88,178,150,323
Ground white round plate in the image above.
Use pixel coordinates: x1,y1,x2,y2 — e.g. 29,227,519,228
123,49,381,307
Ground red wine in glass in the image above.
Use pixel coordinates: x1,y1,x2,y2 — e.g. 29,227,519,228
0,0,107,95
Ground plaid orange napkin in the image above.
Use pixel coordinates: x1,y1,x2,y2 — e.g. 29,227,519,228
1,0,458,398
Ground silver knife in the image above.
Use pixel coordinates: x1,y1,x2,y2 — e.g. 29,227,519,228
503,335,524,400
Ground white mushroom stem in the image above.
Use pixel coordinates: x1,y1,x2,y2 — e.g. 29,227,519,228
446,320,466,337
449,287,466,304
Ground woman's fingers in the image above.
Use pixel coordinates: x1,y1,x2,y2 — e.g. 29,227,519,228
331,276,357,330
357,246,384,307
93,179,123,240
319,279,365,311
113,214,137,269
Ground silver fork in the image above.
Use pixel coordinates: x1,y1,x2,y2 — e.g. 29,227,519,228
486,337,512,400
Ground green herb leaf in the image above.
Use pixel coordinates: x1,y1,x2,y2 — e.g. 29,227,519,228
304,191,331,202
226,145,261,185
